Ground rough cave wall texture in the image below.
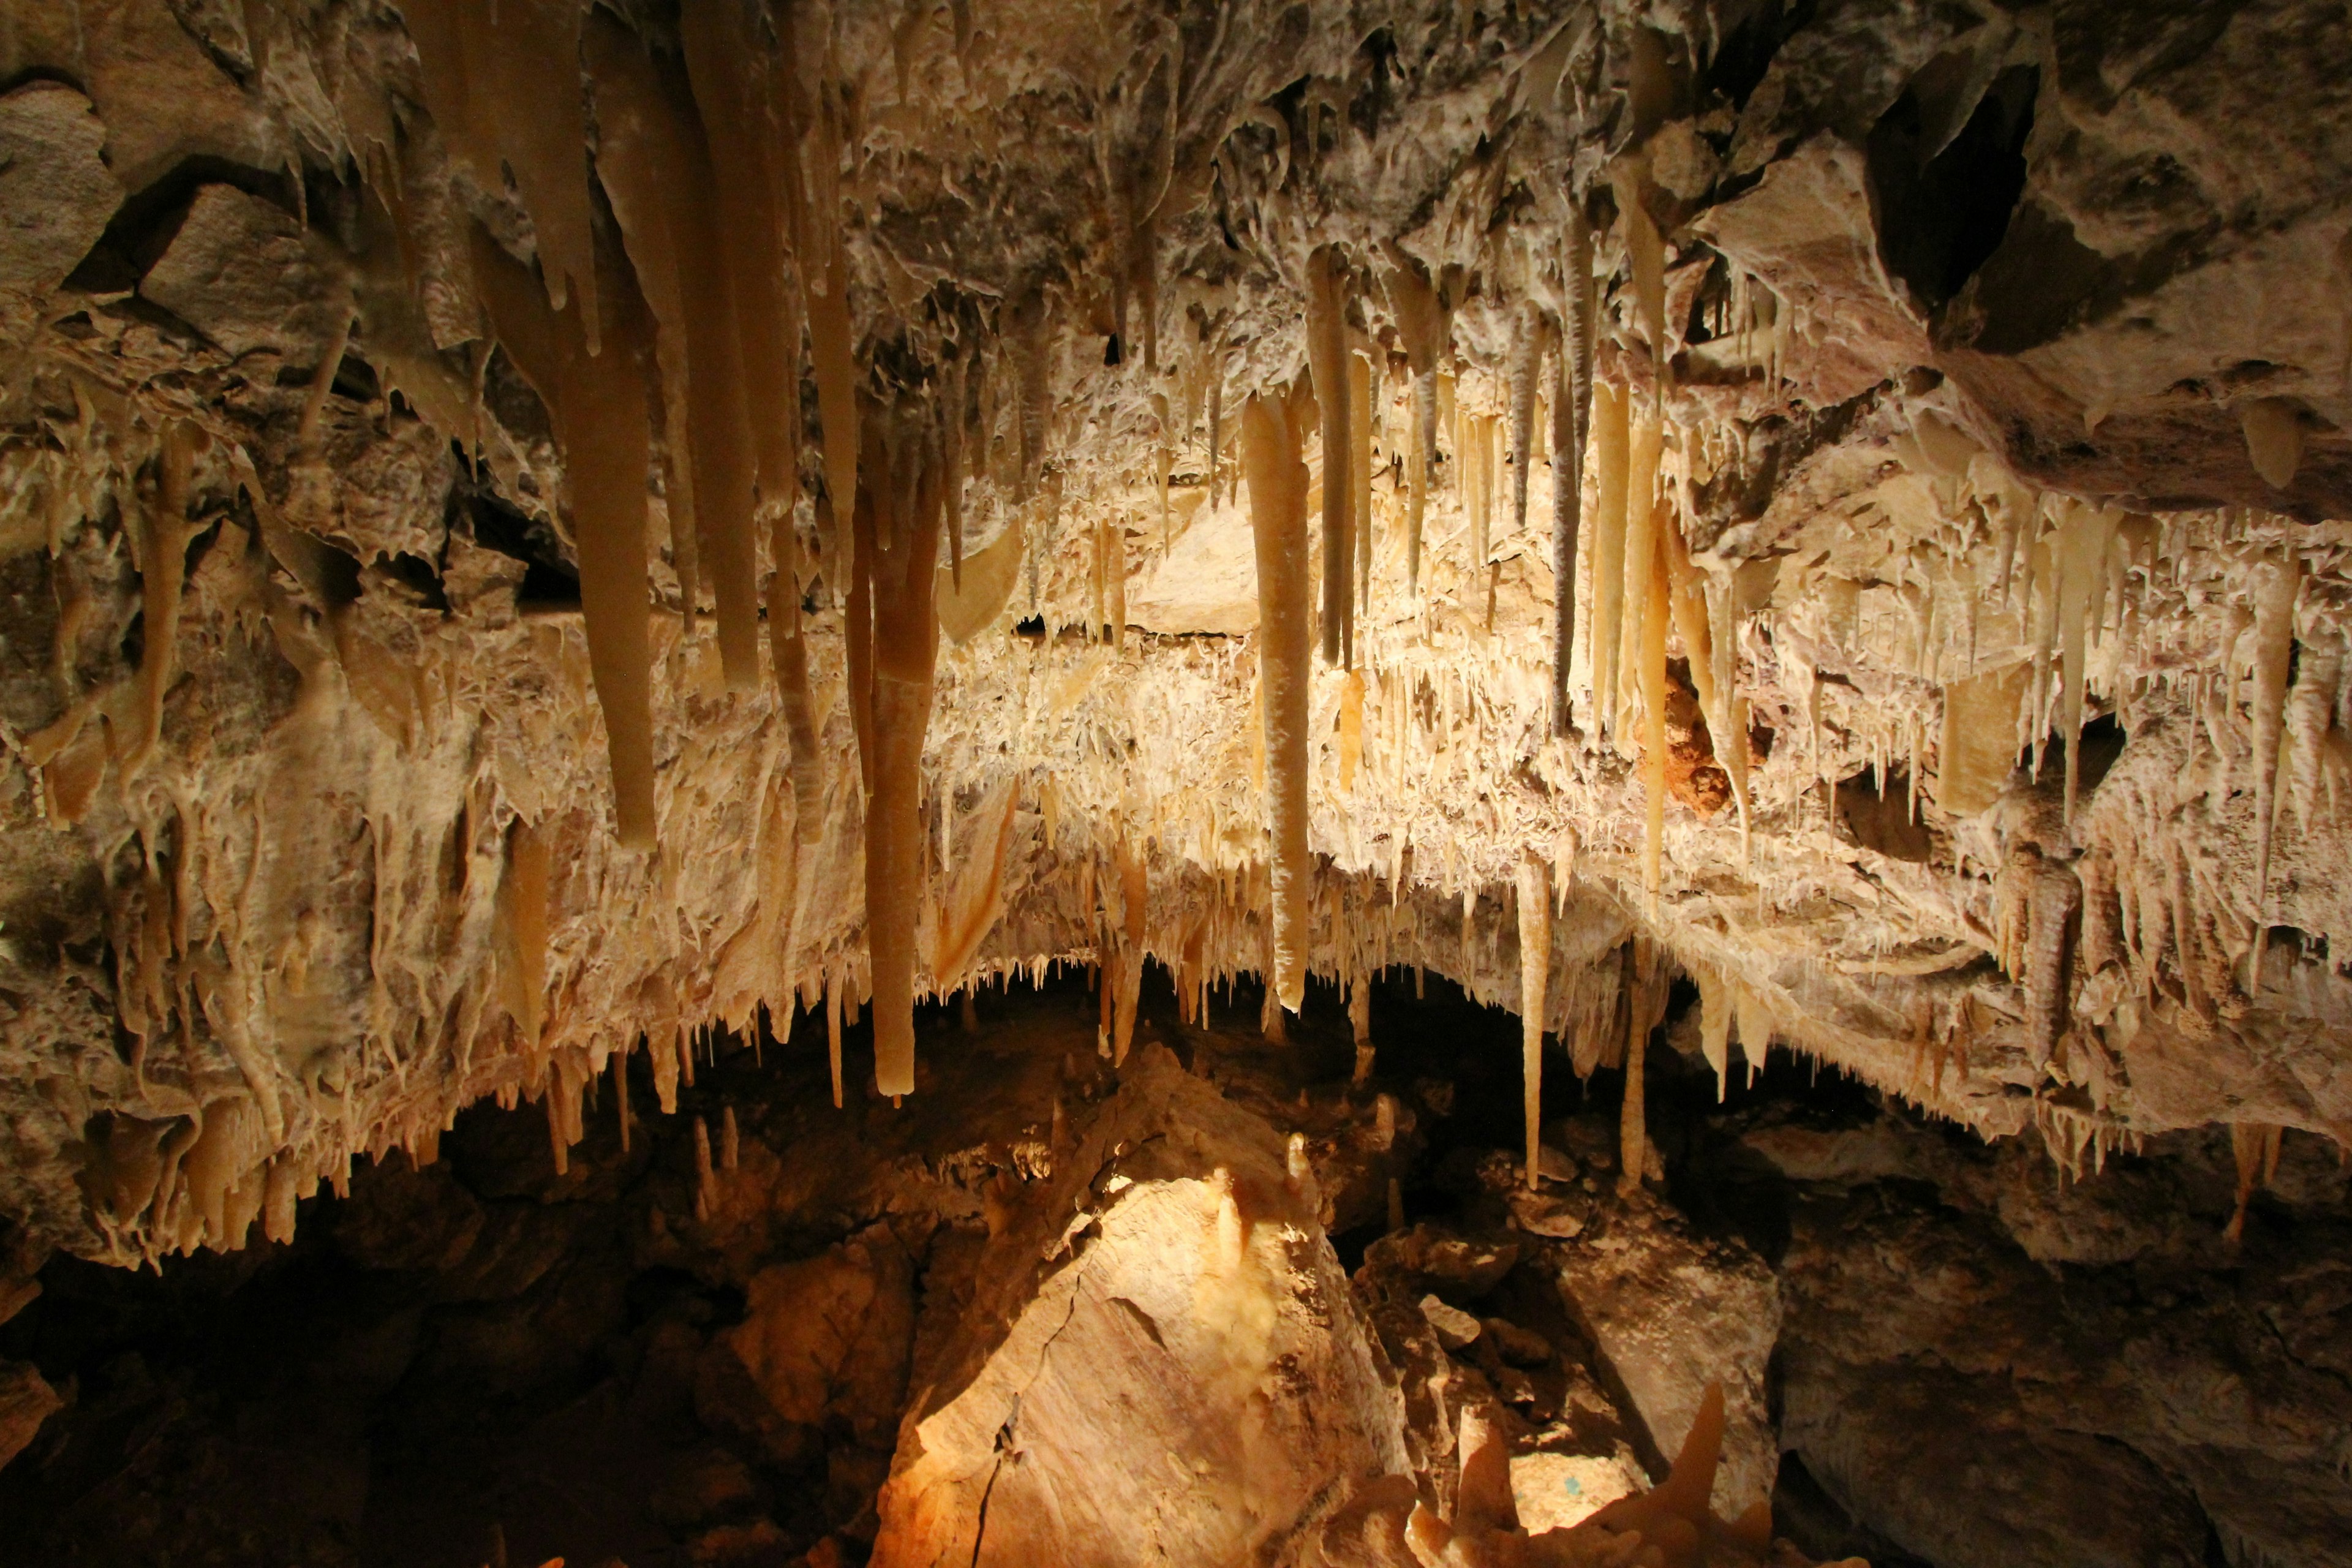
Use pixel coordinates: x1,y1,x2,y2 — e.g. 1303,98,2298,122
0,0,2346,1464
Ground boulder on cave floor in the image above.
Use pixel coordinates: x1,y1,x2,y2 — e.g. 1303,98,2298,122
1547,1188,1781,1520
869,1044,1408,1567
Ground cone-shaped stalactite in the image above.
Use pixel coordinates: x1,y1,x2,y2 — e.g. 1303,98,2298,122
851,408,946,1099
1243,386,1314,1013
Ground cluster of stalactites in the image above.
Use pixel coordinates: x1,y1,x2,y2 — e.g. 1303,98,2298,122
400,0,859,852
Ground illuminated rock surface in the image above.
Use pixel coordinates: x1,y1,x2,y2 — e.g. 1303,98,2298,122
1,2,2350,1564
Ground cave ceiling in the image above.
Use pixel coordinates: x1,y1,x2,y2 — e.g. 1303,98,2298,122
0,0,2347,1269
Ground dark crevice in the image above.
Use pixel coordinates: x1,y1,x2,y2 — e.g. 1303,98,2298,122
1834,766,1934,863
1703,0,1815,112
457,482,578,609
1868,64,2038,312
63,155,301,296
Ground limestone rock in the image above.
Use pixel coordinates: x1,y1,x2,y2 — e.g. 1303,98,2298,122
1550,1193,1781,1518
869,1046,1406,1567
1362,1222,1520,1301
1509,1450,1645,1534
0,1359,59,1471
0,83,123,293
140,182,346,363
725,1226,914,1449
72,0,285,193
1419,1292,1482,1350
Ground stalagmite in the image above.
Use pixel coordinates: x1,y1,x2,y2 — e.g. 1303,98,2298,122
1243,388,1314,1013
1308,247,1354,668
1517,854,1551,1189
853,420,946,1098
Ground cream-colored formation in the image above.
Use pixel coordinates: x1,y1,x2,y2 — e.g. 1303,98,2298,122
2,0,2350,1275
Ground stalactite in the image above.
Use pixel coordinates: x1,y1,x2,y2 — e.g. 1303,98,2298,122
1206,366,1223,514
1339,670,1366,793
404,0,598,344
826,973,845,1110
612,1047,631,1154
1409,372,1434,593
2285,635,2343,835
1619,937,1651,1197
1243,386,1314,1013
807,125,861,538
2241,400,2304,490
1619,412,1662,746
1111,834,1146,1065
1110,516,1128,652
2057,503,2120,824
853,416,946,1098
1625,187,1667,407
121,421,199,785
1508,303,1542,545
500,820,549,1047
1640,515,1670,895
1350,349,1374,640
1588,380,1629,736
681,2,799,685
934,781,1020,989
1517,854,1550,1190
1308,247,1354,668
2225,1121,2284,1245
944,358,968,587
2248,548,2300,985
1386,255,1446,595
1350,979,1374,1086
1698,966,1733,1102
584,17,706,636
1552,211,1593,734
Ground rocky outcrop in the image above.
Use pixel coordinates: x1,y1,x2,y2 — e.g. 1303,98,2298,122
0,83,124,295
1746,1106,2352,1568
1551,1191,1779,1520
871,1044,1408,1567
